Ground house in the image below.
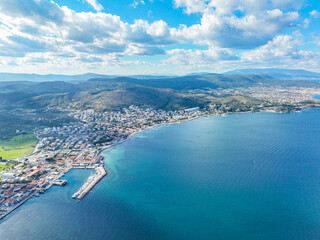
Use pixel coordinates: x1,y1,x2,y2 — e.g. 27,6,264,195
3,198,16,207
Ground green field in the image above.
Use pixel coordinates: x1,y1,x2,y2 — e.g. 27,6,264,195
0,162,16,172
0,134,37,160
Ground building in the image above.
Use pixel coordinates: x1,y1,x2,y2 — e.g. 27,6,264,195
184,107,200,113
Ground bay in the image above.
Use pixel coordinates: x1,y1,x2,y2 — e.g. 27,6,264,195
1,110,320,240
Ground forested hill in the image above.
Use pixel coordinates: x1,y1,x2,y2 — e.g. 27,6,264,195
0,73,319,112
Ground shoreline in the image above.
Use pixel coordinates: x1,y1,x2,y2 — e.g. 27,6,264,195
0,107,318,221
69,108,306,200
93,108,311,183
0,191,37,221
68,114,213,201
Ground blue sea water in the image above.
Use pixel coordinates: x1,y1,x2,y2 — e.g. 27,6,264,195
313,95,320,100
1,110,320,240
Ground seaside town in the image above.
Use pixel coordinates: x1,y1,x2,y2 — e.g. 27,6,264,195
219,86,320,104
188,86,320,105
1,92,320,220
0,105,206,220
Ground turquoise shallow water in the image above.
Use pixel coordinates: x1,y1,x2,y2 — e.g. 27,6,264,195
1,110,320,240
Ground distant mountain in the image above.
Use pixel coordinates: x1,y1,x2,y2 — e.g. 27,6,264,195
89,73,278,90
224,68,320,80
128,75,177,79
0,73,175,82
186,72,216,76
0,73,115,82
1,73,320,112
2,69,320,82
0,73,270,110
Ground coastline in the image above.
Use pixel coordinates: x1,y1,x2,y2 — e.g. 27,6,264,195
69,107,312,202
93,107,309,178
66,114,213,202
0,191,37,221
1,107,318,221
2,107,320,239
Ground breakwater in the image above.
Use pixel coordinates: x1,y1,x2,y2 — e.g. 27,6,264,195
72,166,106,199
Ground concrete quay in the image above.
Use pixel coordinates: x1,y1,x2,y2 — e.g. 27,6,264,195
72,166,106,199
0,191,37,221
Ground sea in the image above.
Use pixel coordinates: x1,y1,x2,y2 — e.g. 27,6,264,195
1,109,320,240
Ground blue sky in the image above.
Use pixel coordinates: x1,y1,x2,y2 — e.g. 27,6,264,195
0,0,319,75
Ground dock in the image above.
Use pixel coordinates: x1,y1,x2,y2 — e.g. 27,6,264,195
72,166,106,199
52,179,67,186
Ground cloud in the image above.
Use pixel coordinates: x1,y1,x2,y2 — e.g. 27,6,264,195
241,35,320,69
127,45,165,55
73,42,126,55
127,20,176,45
242,35,300,62
313,36,320,46
0,33,50,57
0,0,64,24
0,0,171,58
131,0,145,8
62,11,123,43
162,34,320,73
164,47,238,66
310,10,320,18
174,1,301,49
174,0,303,15
77,55,103,63
173,0,209,14
85,0,103,11
0,0,318,74
0,0,305,58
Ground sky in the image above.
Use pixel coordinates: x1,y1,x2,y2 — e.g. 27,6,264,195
0,0,319,75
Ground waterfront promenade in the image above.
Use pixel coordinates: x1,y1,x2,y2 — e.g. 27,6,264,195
0,191,37,221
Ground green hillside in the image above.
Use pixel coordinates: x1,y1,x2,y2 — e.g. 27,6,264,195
1,73,319,113
0,134,36,160
0,73,318,155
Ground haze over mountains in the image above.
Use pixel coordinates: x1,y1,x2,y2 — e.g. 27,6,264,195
224,69,320,80
1,67,320,143
1,71,320,113
0,73,266,111
0,68,320,82
0,73,175,82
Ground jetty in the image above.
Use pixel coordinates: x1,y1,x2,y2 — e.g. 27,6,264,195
72,166,106,199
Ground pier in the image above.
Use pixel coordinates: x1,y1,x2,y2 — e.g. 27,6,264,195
72,166,106,199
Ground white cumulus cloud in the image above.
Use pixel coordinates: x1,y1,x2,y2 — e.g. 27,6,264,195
85,0,103,11
310,10,320,18
0,0,318,74
173,0,209,14
241,35,320,70
165,47,238,66
173,0,301,49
